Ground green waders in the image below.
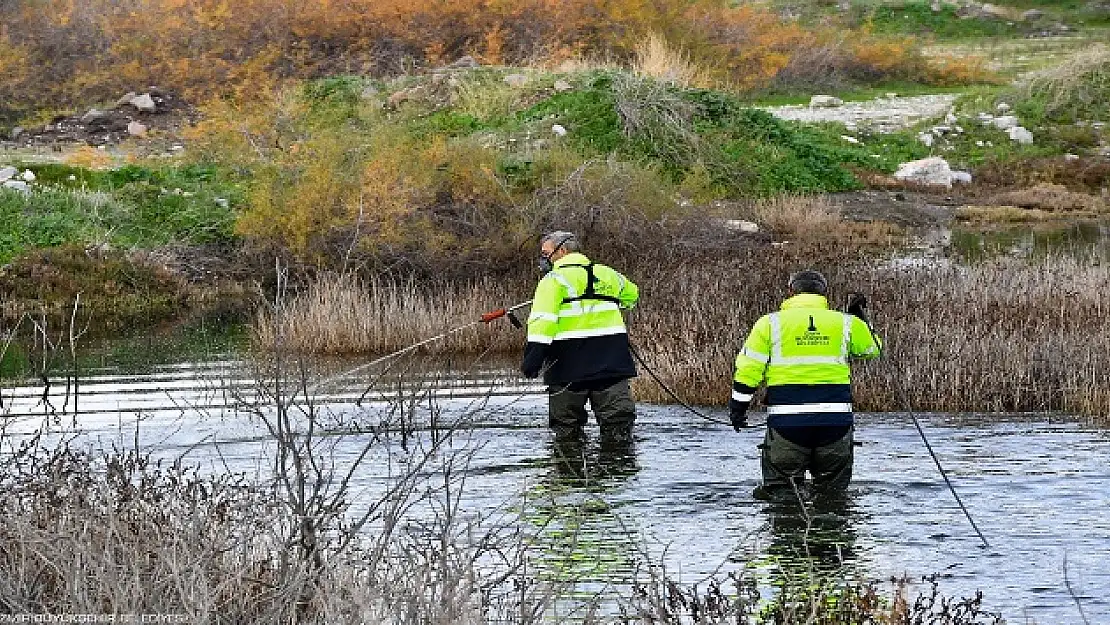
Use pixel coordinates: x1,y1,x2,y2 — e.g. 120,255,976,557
757,427,854,500
548,379,636,442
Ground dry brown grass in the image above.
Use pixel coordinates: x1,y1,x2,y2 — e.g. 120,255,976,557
631,253,1110,420
990,184,1106,214
955,205,1055,223
254,275,525,356
252,196,1109,420
750,196,844,238
633,32,705,88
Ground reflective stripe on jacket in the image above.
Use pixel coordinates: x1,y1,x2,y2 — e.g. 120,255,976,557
731,293,881,429
523,253,638,387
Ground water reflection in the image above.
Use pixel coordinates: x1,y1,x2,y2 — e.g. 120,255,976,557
944,220,1109,261
762,496,860,579
522,435,642,594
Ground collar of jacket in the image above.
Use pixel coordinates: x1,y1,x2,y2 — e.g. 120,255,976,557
554,252,590,268
781,293,829,310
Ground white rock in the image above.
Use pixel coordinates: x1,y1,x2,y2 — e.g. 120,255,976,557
553,80,573,93
20,170,35,182
952,171,973,184
0,166,16,182
447,55,479,69
840,135,860,144
1008,126,1034,144
116,92,138,108
9,126,24,140
932,125,952,134
552,124,567,137
993,115,1019,130
995,102,1012,113
215,198,230,208
68,174,77,181
945,112,958,125
918,131,935,147
503,74,529,88
130,93,157,112
127,121,148,137
809,95,843,108
1065,153,1081,162
976,140,985,147
1093,122,1107,130
724,219,760,234
2,180,30,193
81,108,108,124
894,156,958,188
885,92,898,99
170,144,184,151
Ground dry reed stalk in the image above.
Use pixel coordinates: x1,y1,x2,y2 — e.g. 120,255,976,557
254,274,525,356
633,32,704,87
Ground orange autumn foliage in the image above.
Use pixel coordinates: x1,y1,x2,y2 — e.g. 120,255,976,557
0,0,955,123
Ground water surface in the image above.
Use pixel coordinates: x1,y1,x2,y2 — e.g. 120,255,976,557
1,341,1107,624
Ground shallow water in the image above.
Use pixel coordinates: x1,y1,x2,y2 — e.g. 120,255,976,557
1,342,1108,624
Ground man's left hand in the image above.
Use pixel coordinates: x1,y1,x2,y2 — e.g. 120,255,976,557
730,409,749,432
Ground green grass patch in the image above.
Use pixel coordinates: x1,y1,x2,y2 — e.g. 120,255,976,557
0,163,239,263
864,1,1023,39
519,73,903,195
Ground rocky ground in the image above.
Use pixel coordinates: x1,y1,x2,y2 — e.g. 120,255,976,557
765,94,960,133
0,88,197,152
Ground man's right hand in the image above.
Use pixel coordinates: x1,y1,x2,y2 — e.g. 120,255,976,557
846,292,868,322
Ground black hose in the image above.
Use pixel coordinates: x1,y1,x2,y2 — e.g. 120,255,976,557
628,343,733,427
889,362,992,549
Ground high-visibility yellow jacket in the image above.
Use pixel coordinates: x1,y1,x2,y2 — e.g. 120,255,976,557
731,293,881,431
522,253,639,388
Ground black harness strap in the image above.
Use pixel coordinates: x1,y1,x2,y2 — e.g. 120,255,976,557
559,262,623,305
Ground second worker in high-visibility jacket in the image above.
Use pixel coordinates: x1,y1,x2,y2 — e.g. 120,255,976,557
521,231,639,442
730,270,881,499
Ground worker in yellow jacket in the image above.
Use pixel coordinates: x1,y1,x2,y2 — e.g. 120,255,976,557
522,231,639,442
731,270,881,499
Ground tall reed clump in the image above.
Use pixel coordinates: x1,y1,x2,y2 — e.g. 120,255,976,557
253,274,530,356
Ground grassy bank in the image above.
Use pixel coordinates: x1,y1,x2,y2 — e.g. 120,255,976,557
0,0,972,128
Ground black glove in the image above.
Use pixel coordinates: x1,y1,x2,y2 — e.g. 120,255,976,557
521,343,546,379
730,408,748,433
846,292,868,323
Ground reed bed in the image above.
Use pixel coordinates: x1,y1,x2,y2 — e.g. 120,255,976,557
255,218,1109,419
254,275,528,356
630,253,1110,420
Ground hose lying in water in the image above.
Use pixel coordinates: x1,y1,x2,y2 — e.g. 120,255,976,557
628,343,735,428
886,356,992,549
